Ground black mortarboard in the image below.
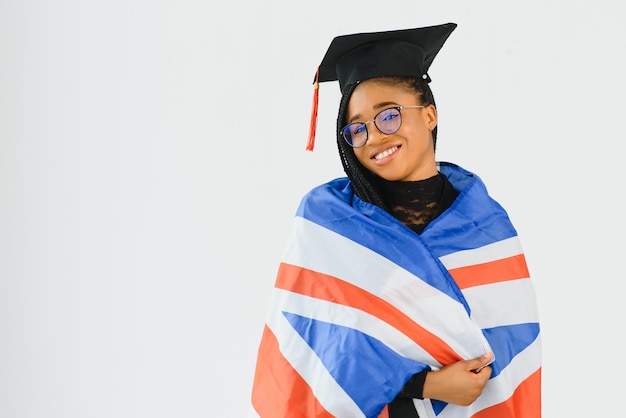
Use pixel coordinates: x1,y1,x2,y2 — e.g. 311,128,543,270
307,22,457,150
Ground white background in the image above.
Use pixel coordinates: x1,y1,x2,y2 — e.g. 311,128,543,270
1,0,625,417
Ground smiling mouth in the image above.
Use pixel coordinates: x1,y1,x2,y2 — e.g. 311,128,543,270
373,146,399,160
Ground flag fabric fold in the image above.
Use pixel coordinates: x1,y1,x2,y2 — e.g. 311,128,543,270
250,162,541,418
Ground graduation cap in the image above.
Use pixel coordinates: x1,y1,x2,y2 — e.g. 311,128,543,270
307,22,457,150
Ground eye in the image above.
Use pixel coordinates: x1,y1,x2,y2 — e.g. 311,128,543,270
378,108,400,124
351,123,366,135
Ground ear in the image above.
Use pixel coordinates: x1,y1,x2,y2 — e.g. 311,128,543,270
423,105,438,131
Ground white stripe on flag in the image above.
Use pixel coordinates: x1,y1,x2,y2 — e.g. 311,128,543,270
413,398,436,418
463,278,540,329
266,291,366,418
438,236,524,270
273,288,441,367
283,217,491,361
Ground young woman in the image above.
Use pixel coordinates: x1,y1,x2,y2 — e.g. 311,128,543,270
250,23,541,418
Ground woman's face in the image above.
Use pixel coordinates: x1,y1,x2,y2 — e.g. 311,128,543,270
346,79,438,182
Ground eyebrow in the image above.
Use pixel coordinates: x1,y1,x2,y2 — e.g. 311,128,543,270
348,101,400,123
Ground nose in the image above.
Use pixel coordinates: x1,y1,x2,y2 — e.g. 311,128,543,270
365,121,388,145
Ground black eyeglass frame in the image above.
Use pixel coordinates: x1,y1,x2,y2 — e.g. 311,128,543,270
341,105,425,148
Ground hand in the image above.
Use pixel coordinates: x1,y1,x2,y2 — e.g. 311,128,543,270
422,353,493,406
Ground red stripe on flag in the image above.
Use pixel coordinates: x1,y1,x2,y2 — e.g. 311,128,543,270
251,325,334,418
448,254,530,290
471,367,542,418
276,262,463,366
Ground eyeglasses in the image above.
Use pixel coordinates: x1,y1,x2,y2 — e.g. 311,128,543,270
341,105,425,148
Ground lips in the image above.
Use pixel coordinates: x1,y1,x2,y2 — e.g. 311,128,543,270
372,146,399,160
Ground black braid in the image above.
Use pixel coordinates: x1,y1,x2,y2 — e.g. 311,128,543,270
336,77,438,210
336,82,390,210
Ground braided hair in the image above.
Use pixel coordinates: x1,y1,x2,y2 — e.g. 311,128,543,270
336,76,438,211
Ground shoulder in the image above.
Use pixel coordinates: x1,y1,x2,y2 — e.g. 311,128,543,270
302,177,352,201
437,161,476,190
297,177,353,217
437,161,509,215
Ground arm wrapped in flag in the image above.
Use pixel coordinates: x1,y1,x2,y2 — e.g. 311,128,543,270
250,163,541,418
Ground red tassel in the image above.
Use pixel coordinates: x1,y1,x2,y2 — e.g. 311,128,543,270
306,67,320,151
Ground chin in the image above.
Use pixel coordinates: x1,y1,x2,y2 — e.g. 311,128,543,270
372,171,404,182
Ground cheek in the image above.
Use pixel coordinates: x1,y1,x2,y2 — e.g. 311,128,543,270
352,149,370,166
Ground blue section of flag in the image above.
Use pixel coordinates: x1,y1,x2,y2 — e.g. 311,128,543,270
426,163,519,258
296,176,471,311
296,163,520,314
280,163,540,417
432,399,448,415
284,311,429,416
483,323,541,378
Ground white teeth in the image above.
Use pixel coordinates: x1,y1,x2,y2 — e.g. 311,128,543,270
374,146,398,160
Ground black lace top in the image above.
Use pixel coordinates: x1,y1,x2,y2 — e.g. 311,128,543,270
374,172,459,235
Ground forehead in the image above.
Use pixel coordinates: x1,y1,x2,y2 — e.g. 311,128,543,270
347,80,418,115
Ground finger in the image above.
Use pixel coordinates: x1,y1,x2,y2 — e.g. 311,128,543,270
469,353,493,372
479,352,493,364
477,365,492,379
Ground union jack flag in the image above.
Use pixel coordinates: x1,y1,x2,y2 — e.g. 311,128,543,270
250,163,541,418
